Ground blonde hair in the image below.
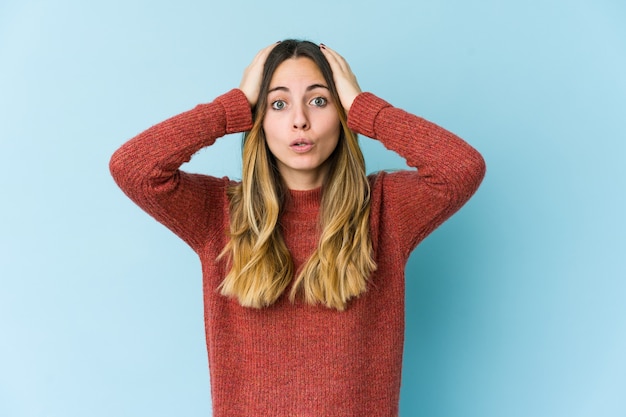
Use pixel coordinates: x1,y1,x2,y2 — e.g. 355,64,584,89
218,40,376,310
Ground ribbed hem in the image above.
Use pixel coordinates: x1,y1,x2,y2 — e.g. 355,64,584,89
347,92,392,138
215,89,254,134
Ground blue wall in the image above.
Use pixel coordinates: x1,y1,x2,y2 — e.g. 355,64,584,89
1,1,624,416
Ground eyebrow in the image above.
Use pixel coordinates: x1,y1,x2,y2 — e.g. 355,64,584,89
267,84,329,94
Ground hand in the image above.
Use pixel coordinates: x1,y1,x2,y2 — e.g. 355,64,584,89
320,44,362,112
239,42,279,108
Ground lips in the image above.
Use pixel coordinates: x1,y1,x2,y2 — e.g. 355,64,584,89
289,139,314,153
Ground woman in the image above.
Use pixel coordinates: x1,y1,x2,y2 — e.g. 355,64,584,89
110,39,485,417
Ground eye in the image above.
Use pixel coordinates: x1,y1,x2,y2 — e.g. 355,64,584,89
271,99,286,110
310,96,327,107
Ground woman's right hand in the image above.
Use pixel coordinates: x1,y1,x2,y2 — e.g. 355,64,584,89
239,42,279,108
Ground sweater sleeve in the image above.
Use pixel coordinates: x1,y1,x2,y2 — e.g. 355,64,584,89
109,89,253,251
348,92,486,257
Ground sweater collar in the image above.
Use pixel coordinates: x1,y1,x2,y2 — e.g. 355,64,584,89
283,187,322,213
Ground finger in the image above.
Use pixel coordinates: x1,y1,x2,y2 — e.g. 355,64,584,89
252,42,279,65
320,44,350,73
245,42,280,78
320,44,361,111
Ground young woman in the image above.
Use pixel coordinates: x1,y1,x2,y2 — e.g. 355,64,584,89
110,39,485,417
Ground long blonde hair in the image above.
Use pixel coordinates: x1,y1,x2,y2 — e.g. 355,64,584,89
219,40,376,310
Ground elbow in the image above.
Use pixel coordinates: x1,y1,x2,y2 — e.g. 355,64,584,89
472,151,487,190
109,143,142,192
461,149,487,199
447,148,486,205
109,146,128,186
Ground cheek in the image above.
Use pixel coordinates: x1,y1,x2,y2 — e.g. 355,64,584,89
327,115,341,140
262,113,285,138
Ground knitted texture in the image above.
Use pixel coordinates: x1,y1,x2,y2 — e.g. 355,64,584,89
110,89,486,416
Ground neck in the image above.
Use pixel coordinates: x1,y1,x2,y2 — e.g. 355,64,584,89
279,163,330,191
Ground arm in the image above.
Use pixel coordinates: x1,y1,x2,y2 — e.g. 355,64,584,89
109,89,253,250
349,92,486,255
321,44,486,256
109,43,277,251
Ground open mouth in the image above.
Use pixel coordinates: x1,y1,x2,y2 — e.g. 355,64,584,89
290,140,314,152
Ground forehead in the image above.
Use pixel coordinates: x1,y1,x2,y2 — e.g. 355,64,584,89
269,57,325,88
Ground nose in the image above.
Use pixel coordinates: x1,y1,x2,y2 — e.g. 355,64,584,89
292,104,309,130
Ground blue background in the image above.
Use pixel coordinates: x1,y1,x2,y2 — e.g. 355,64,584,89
1,0,625,416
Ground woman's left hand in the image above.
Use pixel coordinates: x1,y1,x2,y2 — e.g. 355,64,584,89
320,44,362,112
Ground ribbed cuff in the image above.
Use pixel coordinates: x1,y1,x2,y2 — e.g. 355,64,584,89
215,89,254,134
347,92,393,138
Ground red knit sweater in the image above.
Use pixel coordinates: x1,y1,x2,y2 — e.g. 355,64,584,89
110,89,485,416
